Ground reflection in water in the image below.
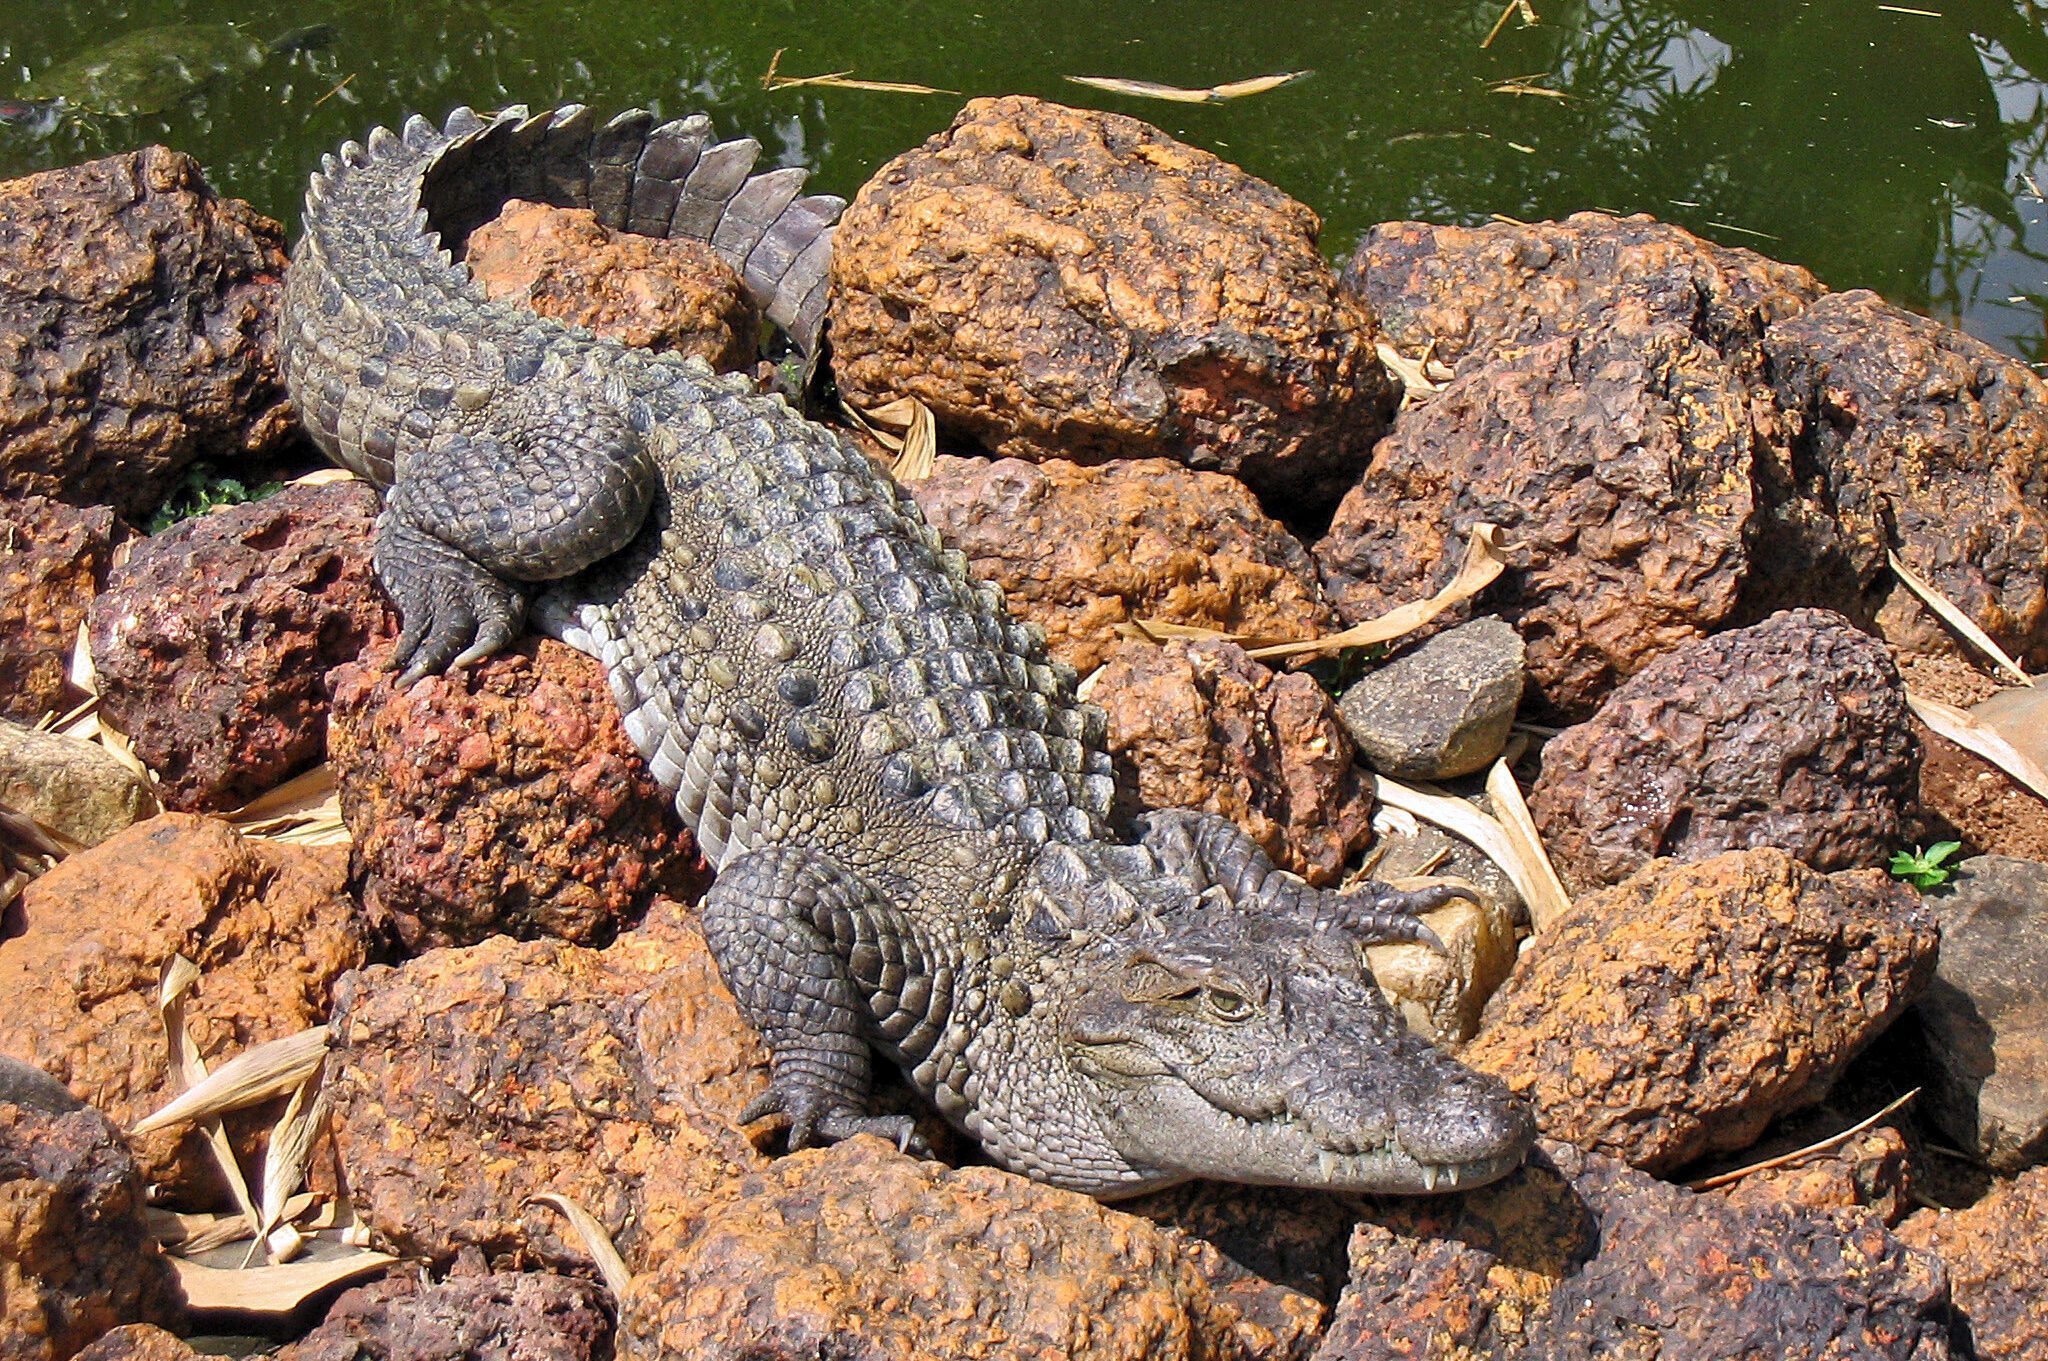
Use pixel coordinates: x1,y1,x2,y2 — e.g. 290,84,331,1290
0,0,2044,361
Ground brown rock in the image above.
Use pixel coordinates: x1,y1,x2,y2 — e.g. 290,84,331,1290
1764,290,2048,673
0,147,294,519
1313,326,1766,718
1089,639,1373,886
1318,1140,1952,1360
86,480,391,812
0,814,368,1206
0,1095,185,1361
1897,1165,2048,1361
1462,849,1938,1176
1344,213,1823,370
324,901,766,1270
275,1271,611,1361
466,200,757,372
70,1326,203,1361
1709,1126,1917,1227
619,1137,1324,1361
327,637,699,948
909,456,1337,675
832,97,1394,508
1528,609,1918,893
0,497,116,725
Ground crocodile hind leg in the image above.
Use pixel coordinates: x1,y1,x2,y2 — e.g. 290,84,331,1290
377,383,653,683
700,846,930,1154
1133,808,1461,949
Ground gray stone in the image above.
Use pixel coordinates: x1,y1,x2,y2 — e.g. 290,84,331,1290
1361,820,1523,1045
1916,854,2048,1172
0,718,157,848
1336,617,1526,779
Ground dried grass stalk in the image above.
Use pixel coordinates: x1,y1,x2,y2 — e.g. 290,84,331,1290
1889,551,2034,686
532,1193,633,1299
1063,71,1310,103
155,957,262,1238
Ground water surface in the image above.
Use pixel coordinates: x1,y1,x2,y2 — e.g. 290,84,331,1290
4,0,2047,361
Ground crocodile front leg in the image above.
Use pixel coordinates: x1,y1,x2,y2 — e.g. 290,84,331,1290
1133,808,1464,948
700,846,931,1154
378,383,654,682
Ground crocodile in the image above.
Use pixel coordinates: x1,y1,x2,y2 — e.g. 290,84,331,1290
280,105,1534,1198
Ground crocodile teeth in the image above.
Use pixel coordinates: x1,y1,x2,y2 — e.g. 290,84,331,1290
1421,1163,1439,1192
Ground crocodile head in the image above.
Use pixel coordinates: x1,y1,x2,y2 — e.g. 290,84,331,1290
1059,903,1533,1195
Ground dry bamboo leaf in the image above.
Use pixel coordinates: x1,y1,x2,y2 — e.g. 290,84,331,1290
151,1195,317,1254
760,49,955,96
1373,774,1565,931
258,1071,331,1262
68,622,97,695
1483,758,1573,931
228,764,339,822
157,958,264,1238
1064,71,1309,104
0,801,83,860
1908,694,2048,803
133,1026,331,1135
289,467,357,487
1243,523,1509,661
1489,78,1570,99
890,400,937,481
171,1249,395,1314
532,1193,633,1299
1889,551,2033,686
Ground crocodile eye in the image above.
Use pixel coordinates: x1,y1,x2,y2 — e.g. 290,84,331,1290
1203,988,1255,1022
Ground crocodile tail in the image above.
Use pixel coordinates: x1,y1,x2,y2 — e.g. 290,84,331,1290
417,104,841,356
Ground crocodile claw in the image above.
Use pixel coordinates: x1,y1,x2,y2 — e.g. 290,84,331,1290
375,516,528,685
742,1089,931,1158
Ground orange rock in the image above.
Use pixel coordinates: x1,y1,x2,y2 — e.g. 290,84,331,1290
467,200,757,372
1463,849,1937,1175
0,814,367,1207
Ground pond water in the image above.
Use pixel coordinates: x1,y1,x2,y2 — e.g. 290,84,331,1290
5,0,2047,363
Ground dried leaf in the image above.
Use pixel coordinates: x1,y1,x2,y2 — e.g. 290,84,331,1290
1064,71,1309,104
1373,774,1565,930
157,958,261,1233
532,1193,633,1299
1483,758,1573,931
171,1248,395,1314
1889,551,2033,686
760,47,955,95
1908,694,2048,803
1489,78,1570,99
1241,522,1508,661
259,1070,331,1262
133,1026,331,1135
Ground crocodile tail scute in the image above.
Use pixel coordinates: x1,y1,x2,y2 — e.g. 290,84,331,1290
416,104,840,356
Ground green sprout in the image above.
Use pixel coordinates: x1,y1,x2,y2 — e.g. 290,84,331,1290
146,464,283,535
1889,841,1963,890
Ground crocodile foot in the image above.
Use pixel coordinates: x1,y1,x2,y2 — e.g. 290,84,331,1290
375,513,528,685
741,1088,930,1157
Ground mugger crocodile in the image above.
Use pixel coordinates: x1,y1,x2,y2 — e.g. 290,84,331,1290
280,105,1534,1197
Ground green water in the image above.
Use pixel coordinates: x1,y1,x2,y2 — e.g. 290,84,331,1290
5,0,2048,362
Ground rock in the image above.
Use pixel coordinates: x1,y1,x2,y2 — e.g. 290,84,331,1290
0,1087,185,1361
327,637,700,948
1709,1125,1918,1227
832,97,1394,508
1528,610,1918,893
1360,836,1519,1047
1127,1181,1360,1305
1334,617,1524,780
324,900,767,1270
0,814,368,1206
1343,212,1823,371
1897,1165,2048,1361
0,496,116,725
275,1271,611,1361
618,1137,1324,1361
1320,215,1820,715
1318,1140,1952,1360
1763,290,2048,674
86,480,391,812
0,720,156,848
908,455,1338,675
0,147,294,519
1462,849,1938,1176
1089,639,1373,887
466,199,757,372
70,1326,204,1361
1912,855,2048,1172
